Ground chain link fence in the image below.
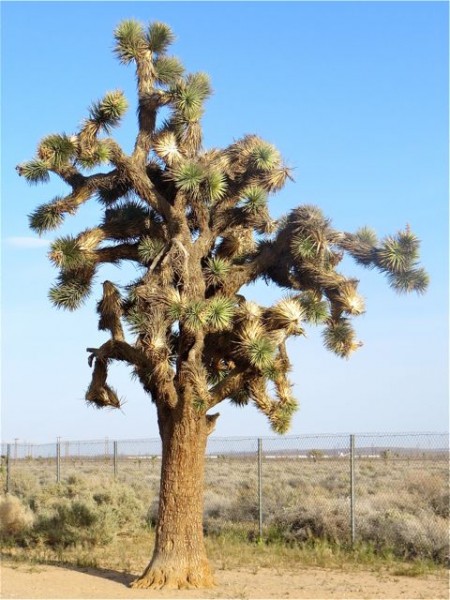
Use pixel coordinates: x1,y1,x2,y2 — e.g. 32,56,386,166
1,433,448,561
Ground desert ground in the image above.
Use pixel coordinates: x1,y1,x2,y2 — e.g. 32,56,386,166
1,559,448,600
1,448,448,600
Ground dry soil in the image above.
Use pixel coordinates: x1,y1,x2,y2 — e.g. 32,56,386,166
1,560,448,599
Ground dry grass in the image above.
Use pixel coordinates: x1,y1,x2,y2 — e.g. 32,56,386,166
1,454,448,570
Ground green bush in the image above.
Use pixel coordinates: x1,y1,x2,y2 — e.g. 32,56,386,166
33,499,117,547
2,477,146,549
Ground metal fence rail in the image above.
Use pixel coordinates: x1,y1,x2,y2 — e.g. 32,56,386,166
1,433,448,555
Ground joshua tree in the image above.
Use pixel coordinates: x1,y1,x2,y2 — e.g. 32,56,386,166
17,20,428,589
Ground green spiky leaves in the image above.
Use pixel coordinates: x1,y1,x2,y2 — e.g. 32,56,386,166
49,236,87,270
172,161,205,194
290,235,320,260
114,20,178,85
388,268,429,294
323,319,361,359
154,56,184,85
205,296,235,331
38,134,77,168
178,296,235,333
183,301,208,332
125,307,149,335
247,337,276,369
240,185,267,214
249,374,298,434
114,20,146,64
269,397,299,434
146,21,175,54
251,142,281,171
29,199,67,235
49,278,92,311
170,159,226,202
193,396,207,413
88,91,128,133
165,289,185,322
355,226,378,246
204,257,231,287
206,170,227,202
296,291,329,324
339,225,428,294
377,228,429,294
138,237,165,264
286,205,332,266
48,229,101,274
17,134,77,180
239,323,276,370
174,72,212,121
378,232,418,273
18,18,428,440
17,160,50,185
77,141,112,169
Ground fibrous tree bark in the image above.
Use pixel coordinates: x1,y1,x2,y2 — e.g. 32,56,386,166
18,20,428,589
132,403,215,589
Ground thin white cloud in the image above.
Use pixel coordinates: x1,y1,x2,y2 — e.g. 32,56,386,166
5,237,51,249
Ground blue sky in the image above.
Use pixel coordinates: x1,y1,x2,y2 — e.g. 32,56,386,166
1,1,448,444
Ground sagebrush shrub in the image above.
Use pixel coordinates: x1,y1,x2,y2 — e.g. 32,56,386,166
33,499,117,547
0,495,34,536
2,476,147,549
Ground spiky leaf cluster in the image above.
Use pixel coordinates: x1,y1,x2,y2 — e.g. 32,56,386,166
204,257,231,287
29,200,66,234
147,21,175,53
296,291,329,324
154,56,184,85
183,301,208,332
49,278,92,311
172,161,205,194
240,185,267,214
38,134,77,168
49,236,87,270
17,160,50,185
322,319,361,359
138,237,165,264
205,296,235,331
114,20,147,64
88,91,128,133
174,72,212,121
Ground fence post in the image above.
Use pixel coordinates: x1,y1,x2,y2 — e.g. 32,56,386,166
257,438,263,540
56,439,61,484
113,441,118,480
350,434,356,545
5,444,11,493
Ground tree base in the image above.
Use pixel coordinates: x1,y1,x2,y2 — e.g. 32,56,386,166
130,563,215,590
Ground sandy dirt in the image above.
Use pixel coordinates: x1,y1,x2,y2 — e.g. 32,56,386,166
1,561,448,600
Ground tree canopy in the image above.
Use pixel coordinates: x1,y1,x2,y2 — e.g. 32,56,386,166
18,19,428,435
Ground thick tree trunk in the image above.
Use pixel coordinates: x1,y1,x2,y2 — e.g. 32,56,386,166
131,407,215,589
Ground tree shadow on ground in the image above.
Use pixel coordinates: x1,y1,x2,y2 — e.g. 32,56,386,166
64,564,136,587
1,553,136,588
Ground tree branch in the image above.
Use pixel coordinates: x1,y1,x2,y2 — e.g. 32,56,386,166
208,367,251,408
86,340,151,370
95,242,140,265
